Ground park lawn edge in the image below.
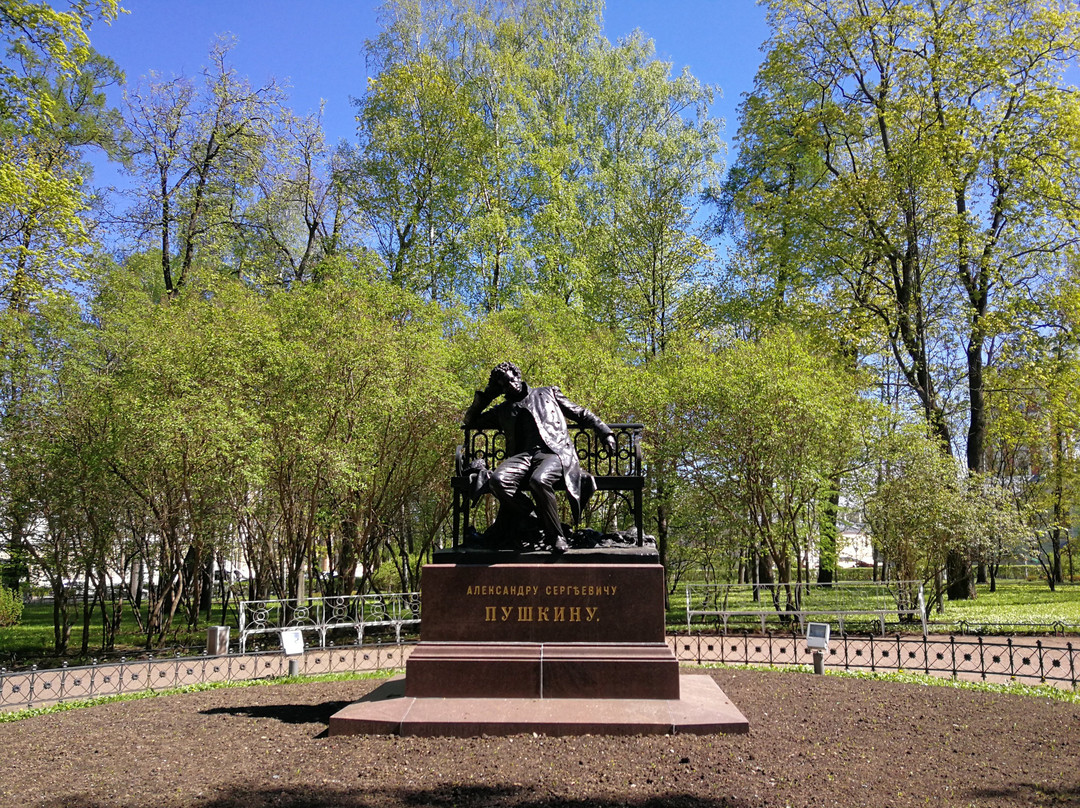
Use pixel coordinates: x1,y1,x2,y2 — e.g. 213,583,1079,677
693,662,1080,703
0,668,403,723
3,662,1077,723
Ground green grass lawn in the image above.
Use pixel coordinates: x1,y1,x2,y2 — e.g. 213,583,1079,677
926,582,1080,631
4,580,1080,667
0,600,237,667
672,580,1080,635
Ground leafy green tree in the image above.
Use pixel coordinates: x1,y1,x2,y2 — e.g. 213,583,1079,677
350,49,486,302
0,18,121,613
722,0,1080,598
120,37,290,296
985,285,1080,590
864,427,1024,610
0,0,119,308
239,110,357,286
351,0,722,320
668,328,874,612
0,584,21,627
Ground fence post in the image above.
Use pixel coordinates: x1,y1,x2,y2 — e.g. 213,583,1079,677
843,633,849,671
1069,642,1076,689
685,585,691,634
1037,640,1045,683
978,636,986,681
950,635,957,679
918,584,927,637
923,634,929,675
896,634,902,673
239,601,247,654
1008,638,1015,680
870,635,875,673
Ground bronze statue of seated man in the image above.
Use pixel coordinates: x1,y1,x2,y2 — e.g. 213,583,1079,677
463,362,615,552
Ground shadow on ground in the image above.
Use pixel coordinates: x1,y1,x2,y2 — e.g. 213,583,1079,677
967,783,1080,806
38,784,756,808
200,700,353,726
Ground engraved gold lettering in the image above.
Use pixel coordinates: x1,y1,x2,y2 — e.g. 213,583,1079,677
569,606,582,622
500,606,513,621
586,607,599,622
537,606,550,621
485,606,496,621
554,606,565,622
518,606,533,621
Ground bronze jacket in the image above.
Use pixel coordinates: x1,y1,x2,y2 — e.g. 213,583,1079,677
463,384,613,521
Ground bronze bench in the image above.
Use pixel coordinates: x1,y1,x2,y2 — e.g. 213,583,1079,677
451,422,645,547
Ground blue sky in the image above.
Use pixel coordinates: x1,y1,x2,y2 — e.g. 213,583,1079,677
85,1,772,166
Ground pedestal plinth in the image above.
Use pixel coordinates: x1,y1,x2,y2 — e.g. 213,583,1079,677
405,562,678,699
329,550,749,736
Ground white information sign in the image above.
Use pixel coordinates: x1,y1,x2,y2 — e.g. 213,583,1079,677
805,622,830,651
281,628,305,656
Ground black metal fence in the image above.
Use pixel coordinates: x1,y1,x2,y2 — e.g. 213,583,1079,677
951,620,1080,637
671,631,1079,689
4,632,1076,714
0,642,412,713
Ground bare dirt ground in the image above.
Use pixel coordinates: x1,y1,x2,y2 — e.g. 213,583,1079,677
1,668,1077,808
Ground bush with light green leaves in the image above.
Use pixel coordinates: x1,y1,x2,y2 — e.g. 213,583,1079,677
0,586,23,628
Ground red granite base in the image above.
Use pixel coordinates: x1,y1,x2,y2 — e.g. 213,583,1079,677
405,642,680,699
328,673,749,737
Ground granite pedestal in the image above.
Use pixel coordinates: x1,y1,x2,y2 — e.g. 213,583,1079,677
329,548,749,736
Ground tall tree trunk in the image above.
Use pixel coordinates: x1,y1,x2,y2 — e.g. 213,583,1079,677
655,475,670,610
80,566,93,656
201,554,214,619
2,513,25,591
817,476,841,586
1052,416,1066,585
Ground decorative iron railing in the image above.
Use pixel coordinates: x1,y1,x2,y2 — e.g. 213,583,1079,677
0,642,412,712
1,632,1075,712
685,580,928,636
237,593,420,653
671,631,1078,689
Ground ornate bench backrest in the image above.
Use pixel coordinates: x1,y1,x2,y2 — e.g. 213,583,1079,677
459,423,644,478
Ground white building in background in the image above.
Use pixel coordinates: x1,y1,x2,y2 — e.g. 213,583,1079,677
837,529,874,568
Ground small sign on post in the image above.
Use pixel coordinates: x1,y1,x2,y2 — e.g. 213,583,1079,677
806,622,830,675
206,626,230,656
281,629,304,677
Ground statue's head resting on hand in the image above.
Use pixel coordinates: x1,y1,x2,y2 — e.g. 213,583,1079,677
488,361,525,399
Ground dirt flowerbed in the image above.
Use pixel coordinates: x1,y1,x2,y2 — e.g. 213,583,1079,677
1,669,1077,808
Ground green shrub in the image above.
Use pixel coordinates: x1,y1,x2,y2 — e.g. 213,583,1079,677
0,586,23,627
